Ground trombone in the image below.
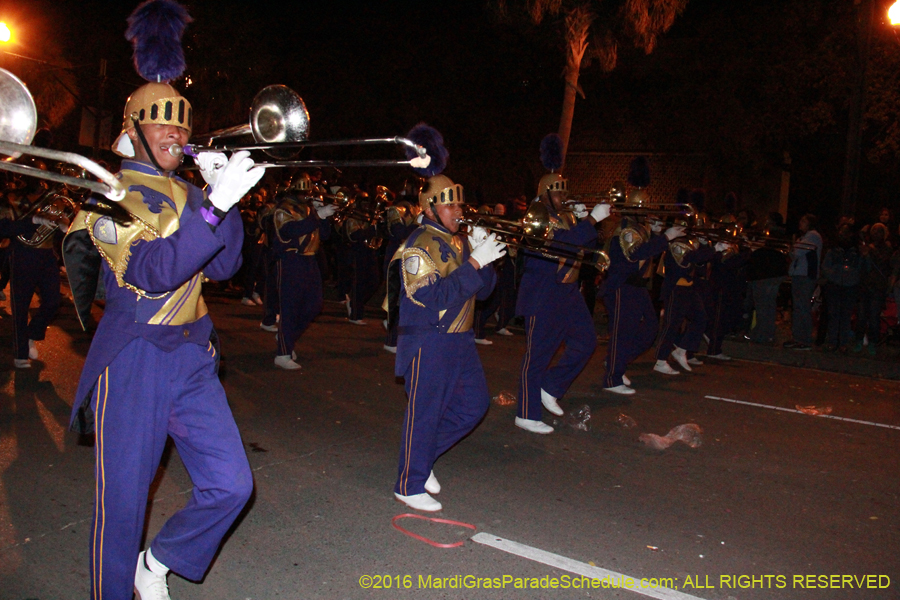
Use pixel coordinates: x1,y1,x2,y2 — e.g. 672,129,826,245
0,69,125,201
168,85,431,170
458,203,610,269
564,195,695,218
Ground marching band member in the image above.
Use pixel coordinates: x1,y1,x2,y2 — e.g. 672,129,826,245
258,194,280,332
392,173,505,511
271,174,337,369
701,221,750,359
492,202,518,336
1,159,62,368
344,192,383,325
654,222,717,374
600,213,682,394
62,4,261,598
514,134,610,434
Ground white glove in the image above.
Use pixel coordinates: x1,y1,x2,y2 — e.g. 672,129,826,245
196,152,228,189
469,233,507,268
572,203,588,219
715,242,728,252
32,215,55,228
665,226,686,240
316,203,337,219
416,212,424,224
467,225,488,248
208,151,265,213
590,203,611,222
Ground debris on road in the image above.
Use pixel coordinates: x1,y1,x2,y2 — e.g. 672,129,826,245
616,413,638,429
493,390,516,406
639,423,703,450
796,405,833,416
565,405,592,431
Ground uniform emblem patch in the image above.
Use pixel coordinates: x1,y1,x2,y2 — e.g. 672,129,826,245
93,216,117,244
433,236,457,262
131,184,177,214
404,255,420,275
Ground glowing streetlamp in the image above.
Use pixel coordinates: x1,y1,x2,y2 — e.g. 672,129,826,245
0,23,11,43
890,1,900,25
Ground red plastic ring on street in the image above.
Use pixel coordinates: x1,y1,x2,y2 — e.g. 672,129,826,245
391,513,477,548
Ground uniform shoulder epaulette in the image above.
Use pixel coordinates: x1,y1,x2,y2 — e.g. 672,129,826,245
619,223,648,262
668,237,699,268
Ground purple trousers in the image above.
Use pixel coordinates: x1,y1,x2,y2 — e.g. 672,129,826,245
395,334,489,496
602,285,659,387
517,292,596,421
276,253,323,357
656,286,708,359
89,339,252,600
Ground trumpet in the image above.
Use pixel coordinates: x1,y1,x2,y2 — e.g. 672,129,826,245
0,69,125,201
167,85,431,170
458,203,610,269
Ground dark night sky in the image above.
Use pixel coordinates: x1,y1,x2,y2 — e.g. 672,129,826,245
3,0,900,225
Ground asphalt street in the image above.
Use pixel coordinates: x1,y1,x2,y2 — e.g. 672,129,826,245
1,290,898,600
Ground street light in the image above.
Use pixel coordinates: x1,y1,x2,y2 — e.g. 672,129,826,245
0,23,11,43
890,1,900,25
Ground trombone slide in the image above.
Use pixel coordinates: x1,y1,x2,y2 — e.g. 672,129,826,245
0,141,125,201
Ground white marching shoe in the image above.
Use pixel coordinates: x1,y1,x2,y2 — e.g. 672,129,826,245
134,549,170,600
383,344,397,354
260,322,278,332
671,347,692,371
540,389,563,416
348,318,367,325
474,338,493,345
425,471,441,494
394,492,442,512
622,374,631,386
28,340,38,360
707,353,731,361
654,360,679,375
515,417,553,434
240,297,255,306
14,358,31,369
687,357,704,366
274,355,301,370
604,384,635,395
496,327,513,336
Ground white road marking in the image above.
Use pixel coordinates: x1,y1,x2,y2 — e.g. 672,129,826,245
704,395,900,431
471,532,708,600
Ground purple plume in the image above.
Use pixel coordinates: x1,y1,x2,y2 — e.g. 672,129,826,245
406,123,448,177
126,0,193,83
627,156,650,188
540,133,564,171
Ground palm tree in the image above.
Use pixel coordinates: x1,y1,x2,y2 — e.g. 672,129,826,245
495,0,689,160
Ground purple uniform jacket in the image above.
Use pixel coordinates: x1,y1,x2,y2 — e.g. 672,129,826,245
66,161,243,432
516,207,597,316
395,219,496,376
660,243,717,302
602,232,669,295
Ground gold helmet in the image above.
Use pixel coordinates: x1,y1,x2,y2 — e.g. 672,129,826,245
537,173,568,197
289,173,312,193
418,175,464,212
113,82,193,158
